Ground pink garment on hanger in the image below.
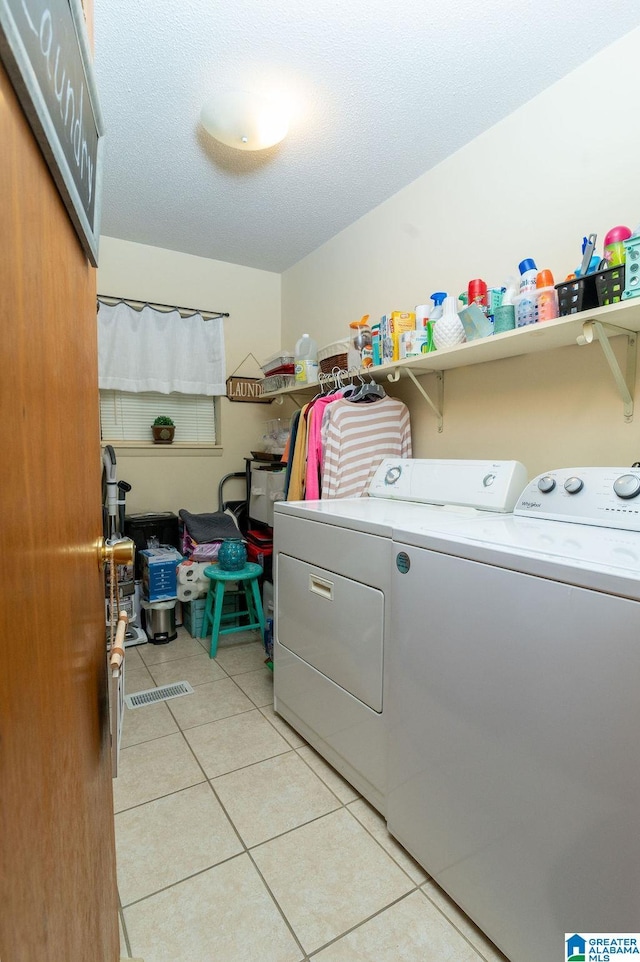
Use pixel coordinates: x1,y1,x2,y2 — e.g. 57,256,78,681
305,392,344,500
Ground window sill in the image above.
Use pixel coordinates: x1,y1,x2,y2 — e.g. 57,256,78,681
104,442,223,457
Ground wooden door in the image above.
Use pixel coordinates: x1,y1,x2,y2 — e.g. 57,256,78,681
0,42,119,962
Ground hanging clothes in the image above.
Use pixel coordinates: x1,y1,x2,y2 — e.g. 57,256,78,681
287,402,311,500
320,396,412,499
304,391,345,500
281,409,300,500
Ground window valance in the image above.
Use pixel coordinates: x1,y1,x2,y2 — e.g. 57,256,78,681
97,301,226,395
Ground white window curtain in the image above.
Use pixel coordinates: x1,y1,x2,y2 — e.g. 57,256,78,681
98,302,226,395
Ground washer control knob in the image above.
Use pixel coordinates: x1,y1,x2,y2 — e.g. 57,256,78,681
483,473,496,487
537,476,556,494
613,474,640,500
384,466,402,486
564,476,584,495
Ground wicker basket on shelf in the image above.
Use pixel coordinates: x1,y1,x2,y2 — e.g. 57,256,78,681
318,339,349,375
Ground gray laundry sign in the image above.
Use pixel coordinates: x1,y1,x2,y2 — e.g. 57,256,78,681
0,0,104,265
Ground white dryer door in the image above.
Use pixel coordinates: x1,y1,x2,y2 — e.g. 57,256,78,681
277,554,384,712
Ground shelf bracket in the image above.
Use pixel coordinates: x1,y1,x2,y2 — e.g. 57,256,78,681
268,392,305,409
578,321,636,422
389,367,444,432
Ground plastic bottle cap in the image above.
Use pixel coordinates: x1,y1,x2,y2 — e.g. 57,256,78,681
536,269,555,288
468,279,487,296
430,292,447,306
604,225,632,246
518,258,537,275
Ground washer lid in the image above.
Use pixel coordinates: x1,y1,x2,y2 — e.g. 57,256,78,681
393,513,640,599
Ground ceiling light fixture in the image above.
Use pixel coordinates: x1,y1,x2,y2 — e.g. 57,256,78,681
200,89,289,151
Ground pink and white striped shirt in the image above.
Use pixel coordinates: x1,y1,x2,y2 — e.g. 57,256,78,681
320,397,412,499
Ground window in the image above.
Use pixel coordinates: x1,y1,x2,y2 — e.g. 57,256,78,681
99,390,217,444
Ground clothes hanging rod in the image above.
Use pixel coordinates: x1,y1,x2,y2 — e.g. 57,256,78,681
97,294,229,321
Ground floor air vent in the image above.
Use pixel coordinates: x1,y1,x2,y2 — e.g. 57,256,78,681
125,682,194,709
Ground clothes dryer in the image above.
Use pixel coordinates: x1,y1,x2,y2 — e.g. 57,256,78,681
273,459,527,813
388,466,640,962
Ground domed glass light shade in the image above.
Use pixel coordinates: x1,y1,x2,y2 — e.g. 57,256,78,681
200,90,289,151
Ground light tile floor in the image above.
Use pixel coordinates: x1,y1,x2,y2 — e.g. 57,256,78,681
116,629,510,962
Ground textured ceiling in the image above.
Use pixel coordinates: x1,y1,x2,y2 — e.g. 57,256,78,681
93,1,640,273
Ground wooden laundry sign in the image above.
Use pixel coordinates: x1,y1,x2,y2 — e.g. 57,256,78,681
226,376,272,403
0,0,104,265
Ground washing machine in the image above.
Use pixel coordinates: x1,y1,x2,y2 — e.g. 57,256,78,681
387,466,640,962
273,458,527,813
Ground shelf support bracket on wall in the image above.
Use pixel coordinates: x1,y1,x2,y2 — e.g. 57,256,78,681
388,367,444,433
578,321,636,422
269,392,305,409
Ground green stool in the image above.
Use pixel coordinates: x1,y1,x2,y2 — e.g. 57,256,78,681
200,562,265,659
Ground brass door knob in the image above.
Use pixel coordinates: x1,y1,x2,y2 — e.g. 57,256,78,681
98,537,135,568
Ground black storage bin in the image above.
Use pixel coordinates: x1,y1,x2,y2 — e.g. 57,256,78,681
124,512,180,578
555,274,599,316
595,265,626,306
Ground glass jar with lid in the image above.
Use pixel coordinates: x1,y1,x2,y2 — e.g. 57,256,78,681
349,315,372,354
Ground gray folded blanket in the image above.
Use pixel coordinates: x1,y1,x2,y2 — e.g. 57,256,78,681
179,509,241,544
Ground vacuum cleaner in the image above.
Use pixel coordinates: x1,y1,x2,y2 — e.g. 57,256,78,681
102,445,147,647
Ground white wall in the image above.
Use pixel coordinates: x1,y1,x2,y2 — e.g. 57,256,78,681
281,29,640,479
98,237,281,514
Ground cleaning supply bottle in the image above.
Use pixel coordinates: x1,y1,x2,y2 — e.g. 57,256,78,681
294,334,318,384
493,279,516,334
432,295,466,350
428,292,446,349
467,279,488,315
514,258,538,327
535,269,559,322
348,316,372,369
429,292,447,321
603,226,632,267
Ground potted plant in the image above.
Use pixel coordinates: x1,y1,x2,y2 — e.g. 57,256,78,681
151,415,175,444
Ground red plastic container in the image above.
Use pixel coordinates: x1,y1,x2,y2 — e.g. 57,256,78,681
468,278,488,307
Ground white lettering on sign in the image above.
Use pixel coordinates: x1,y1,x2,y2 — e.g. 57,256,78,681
226,377,271,403
20,0,93,204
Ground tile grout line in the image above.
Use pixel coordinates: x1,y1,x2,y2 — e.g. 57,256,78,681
341,803,430,888
119,640,493,960
420,884,504,962
305,888,421,958
118,655,329,951
117,895,133,959
245,847,310,961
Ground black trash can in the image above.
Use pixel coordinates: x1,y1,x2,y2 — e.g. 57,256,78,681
124,512,180,579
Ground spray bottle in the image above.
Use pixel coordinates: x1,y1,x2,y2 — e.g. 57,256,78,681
535,270,559,322
429,292,447,321
514,258,538,327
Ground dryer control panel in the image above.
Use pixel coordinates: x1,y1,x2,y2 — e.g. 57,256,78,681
368,459,528,513
515,467,640,530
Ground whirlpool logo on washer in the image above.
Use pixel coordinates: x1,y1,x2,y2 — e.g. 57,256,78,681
520,500,542,509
